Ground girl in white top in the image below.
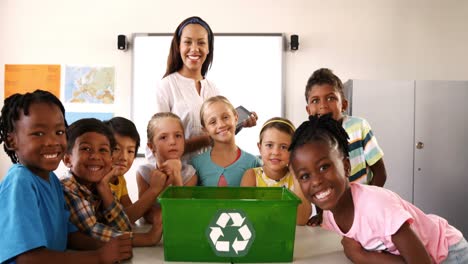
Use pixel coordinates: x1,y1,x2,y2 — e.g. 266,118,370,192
137,112,197,223
240,117,311,225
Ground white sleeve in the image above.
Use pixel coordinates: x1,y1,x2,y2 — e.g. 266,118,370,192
155,78,171,113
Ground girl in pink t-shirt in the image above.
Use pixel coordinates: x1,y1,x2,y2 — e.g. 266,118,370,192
289,114,468,264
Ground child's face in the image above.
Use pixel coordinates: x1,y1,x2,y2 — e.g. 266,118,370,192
306,84,348,121
64,132,113,185
112,134,137,176
179,24,209,74
258,128,291,173
9,103,66,179
290,141,350,212
202,101,238,143
148,118,185,163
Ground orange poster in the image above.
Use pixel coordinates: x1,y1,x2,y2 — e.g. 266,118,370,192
4,64,61,98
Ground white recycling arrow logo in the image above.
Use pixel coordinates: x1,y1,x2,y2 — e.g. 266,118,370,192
206,210,255,257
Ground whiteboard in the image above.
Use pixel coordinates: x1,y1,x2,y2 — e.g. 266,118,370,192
132,33,284,156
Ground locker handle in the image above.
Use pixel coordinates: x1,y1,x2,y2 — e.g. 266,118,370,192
416,142,424,149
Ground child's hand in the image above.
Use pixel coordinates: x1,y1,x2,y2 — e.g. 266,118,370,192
160,159,183,186
341,236,366,262
307,211,323,226
148,169,169,194
98,233,132,263
100,167,117,186
96,167,117,194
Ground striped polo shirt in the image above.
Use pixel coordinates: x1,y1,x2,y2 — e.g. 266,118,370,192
342,115,384,184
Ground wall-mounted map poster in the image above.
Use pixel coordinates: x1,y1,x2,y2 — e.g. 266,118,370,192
64,66,114,104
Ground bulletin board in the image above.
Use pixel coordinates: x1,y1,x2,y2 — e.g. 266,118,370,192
132,33,284,156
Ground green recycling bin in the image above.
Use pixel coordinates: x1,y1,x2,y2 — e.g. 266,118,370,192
158,186,300,262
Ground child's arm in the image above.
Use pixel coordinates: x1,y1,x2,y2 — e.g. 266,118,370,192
131,211,163,247
119,194,133,208
136,172,156,224
341,236,405,264
64,186,131,241
184,134,211,154
391,222,432,263
292,175,312,226
67,231,103,250
15,234,132,264
94,168,133,231
341,222,432,264
369,158,387,187
240,169,256,186
124,169,168,223
96,168,118,209
185,174,198,186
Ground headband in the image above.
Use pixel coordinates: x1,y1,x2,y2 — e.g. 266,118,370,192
177,17,212,38
261,120,296,132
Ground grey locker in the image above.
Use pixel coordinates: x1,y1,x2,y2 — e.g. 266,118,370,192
345,79,468,236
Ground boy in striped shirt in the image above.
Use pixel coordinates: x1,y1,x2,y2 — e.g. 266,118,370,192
304,68,387,224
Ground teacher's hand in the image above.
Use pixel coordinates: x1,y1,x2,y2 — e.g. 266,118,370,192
243,111,258,128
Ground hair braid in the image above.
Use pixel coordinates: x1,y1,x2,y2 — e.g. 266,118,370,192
0,90,67,164
289,113,349,159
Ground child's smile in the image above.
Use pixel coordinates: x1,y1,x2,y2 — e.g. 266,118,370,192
202,101,237,143
65,132,113,185
10,102,67,180
258,128,291,176
291,141,350,212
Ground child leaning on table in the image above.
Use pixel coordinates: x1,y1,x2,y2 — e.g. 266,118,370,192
104,116,168,224
137,112,197,223
240,117,311,225
61,118,164,247
0,90,131,264
289,114,468,264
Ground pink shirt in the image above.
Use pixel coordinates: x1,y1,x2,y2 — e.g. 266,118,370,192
322,183,462,263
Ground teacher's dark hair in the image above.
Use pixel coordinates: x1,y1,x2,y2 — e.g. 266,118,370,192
164,16,214,78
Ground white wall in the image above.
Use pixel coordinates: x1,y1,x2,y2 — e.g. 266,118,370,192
2,0,468,186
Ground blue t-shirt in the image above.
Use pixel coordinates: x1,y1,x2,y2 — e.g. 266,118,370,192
0,164,77,263
191,148,261,186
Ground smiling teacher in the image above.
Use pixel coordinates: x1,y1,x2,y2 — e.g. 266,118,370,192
153,16,257,163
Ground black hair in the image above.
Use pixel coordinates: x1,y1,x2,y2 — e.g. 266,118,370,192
0,90,67,163
66,118,116,153
164,16,214,78
304,68,345,103
103,116,140,153
289,114,349,160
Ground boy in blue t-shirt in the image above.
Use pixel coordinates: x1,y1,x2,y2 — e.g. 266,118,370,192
0,90,131,263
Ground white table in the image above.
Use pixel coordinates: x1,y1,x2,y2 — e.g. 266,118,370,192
125,225,351,263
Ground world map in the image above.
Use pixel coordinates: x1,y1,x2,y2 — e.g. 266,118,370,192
64,66,114,104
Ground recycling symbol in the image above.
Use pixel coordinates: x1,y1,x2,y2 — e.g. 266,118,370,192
206,209,256,257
